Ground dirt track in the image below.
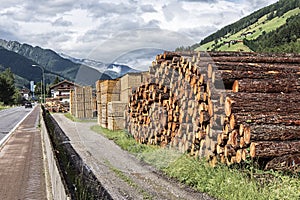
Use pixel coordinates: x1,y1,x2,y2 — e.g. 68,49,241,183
0,106,47,200
52,113,214,200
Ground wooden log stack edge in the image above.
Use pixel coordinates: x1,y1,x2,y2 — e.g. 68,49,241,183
124,51,300,172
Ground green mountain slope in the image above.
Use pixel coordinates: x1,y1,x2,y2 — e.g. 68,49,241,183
191,0,300,53
0,39,111,87
0,47,47,87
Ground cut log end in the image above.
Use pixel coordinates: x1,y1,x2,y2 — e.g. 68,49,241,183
224,97,232,117
243,126,251,144
232,80,239,92
250,142,256,158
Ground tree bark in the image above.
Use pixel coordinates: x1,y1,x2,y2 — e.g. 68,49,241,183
244,124,300,142
211,56,300,64
211,61,300,73
265,154,300,171
250,141,300,158
232,78,300,93
230,112,300,127
224,93,300,116
213,70,300,90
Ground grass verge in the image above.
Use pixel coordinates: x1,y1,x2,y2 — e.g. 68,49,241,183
91,125,300,200
64,113,97,123
0,103,10,111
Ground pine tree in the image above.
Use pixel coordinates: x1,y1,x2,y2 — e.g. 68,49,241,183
0,68,17,105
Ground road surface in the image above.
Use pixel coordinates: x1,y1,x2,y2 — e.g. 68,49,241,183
0,106,33,142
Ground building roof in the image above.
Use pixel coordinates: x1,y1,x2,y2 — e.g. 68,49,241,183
20,87,30,94
49,80,80,89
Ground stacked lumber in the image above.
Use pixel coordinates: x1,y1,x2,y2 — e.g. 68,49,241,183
96,80,104,125
97,80,121,128
125,51,300,171
120,73,142,103
69,86,94,119
107,101,127,131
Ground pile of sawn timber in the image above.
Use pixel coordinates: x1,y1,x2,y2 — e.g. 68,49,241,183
125,51,300,171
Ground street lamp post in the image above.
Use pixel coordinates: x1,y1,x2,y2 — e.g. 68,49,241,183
32,64,45,104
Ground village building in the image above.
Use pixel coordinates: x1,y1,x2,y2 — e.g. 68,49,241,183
49,80,79,104
20,87,31,100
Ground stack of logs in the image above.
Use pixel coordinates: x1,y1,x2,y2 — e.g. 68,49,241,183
125,51,300,171
213,53,300,171
45,98,69,113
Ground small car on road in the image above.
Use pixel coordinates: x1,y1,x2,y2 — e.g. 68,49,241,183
24,102,32,108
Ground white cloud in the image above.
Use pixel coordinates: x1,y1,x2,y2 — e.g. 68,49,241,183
52,17,72,26
0,0,278,64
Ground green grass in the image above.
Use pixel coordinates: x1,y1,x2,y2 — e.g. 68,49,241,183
90,125,158,154
91,126,300,200
64,113,97,123
218,42,252,52
196,7,300,52
0,102,10,111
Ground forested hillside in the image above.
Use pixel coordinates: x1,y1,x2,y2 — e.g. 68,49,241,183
244,13,300,52
184,0,300,53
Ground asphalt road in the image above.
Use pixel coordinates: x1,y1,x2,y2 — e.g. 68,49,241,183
0,106,33,141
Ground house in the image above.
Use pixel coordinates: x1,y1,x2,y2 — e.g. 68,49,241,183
49,80,79,104
20,87,31,100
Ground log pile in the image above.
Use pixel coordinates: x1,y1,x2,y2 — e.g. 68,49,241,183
45,97,69,113
125,51,220,157
96,73,150,130
206,52,300,171
125,51,300,171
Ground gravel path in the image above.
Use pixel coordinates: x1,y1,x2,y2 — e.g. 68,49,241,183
52,113,215,200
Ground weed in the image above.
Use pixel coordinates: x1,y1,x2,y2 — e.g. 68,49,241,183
91,126,300,200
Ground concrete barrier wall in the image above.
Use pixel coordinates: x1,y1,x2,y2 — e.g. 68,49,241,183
40,111,71,200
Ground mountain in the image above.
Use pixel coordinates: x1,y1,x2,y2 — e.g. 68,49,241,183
60,53,139,79
187,0,300,53
0,39,111,86
0,46,45,87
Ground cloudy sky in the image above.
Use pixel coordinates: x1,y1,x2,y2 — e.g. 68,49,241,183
0,0,278,67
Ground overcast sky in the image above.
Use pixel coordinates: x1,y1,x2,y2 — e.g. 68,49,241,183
0,0,278,65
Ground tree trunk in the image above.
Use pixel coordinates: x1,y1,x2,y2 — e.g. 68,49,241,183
250,141,300,158
232,78,300,93
224,93,300,116
211,61,300,73
211,56,300,64
213,70,300,90
230,112,300,127
265,154,300,171
244,124,300,142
